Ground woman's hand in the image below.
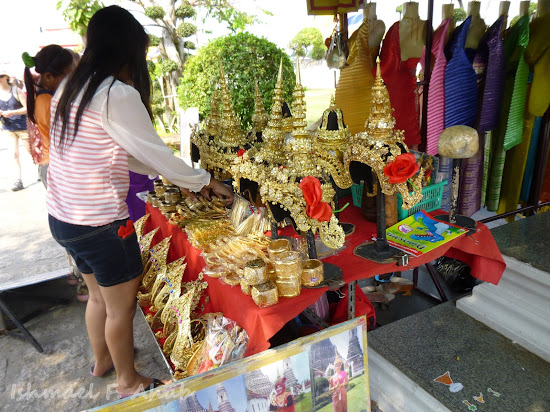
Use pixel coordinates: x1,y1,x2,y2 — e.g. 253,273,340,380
201,178,234,205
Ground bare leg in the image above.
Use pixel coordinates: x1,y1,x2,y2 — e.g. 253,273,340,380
82,273,112,376
99,276,153,394
10,133,22,181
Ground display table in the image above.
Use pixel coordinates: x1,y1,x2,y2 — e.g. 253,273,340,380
144,201,505,355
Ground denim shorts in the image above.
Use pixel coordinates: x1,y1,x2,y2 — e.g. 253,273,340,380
49,215,144,287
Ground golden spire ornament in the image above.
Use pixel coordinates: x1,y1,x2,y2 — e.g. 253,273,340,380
344,58,424,208
249,79,269,142
138,227,160,267
140,236,172,293
315,95,351,162
133,214,150,240
259,59,288,165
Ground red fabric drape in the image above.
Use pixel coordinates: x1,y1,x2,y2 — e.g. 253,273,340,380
144,198,505,355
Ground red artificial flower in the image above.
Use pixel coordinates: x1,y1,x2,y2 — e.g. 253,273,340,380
383,153,420,184
307,202,332,222
299,176,323,206
237,149,246,157
118,220,135,239
299,176,332,222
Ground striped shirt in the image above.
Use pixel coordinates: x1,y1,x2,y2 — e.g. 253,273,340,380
47,77,210,226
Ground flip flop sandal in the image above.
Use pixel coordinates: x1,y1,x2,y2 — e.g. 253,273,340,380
117,379,165,399
90,365,115,377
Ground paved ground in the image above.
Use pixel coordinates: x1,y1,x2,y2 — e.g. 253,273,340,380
0,137,171,411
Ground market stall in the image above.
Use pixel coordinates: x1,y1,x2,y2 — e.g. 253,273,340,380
143,196,505,357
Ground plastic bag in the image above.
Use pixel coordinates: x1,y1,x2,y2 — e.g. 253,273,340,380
186,313,248,376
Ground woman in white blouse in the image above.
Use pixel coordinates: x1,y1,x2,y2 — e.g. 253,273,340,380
48,5,233,398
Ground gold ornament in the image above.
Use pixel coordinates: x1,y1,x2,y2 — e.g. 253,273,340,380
133,214,150,240
344,59,424,209
138,227,159,267
140,236,171,293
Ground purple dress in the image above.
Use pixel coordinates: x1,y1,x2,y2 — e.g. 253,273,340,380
126,171,156,221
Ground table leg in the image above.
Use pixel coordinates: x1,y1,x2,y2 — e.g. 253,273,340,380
413,267,419,287
348,281,356,320
425,262,448,302
0,295,43,353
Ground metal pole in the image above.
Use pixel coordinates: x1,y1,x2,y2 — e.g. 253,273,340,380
449,159,461,224
374,180,389,253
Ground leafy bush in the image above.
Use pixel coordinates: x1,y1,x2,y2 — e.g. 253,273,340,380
160,59,179,73
294,392,305,402
178,32,295,130
177,22,197,38
145,6,165,20
175,4,195,19
183,41,196,50
149,34,161,47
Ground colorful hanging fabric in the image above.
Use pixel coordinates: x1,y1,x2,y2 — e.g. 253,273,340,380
520,116,543,201
481,131,492,205
525,12,550,117
459,16,506,217
486,15,530,211
423,18,451,155
477,16,506,133
502,16,530,151
439,16,478,211
335,21,375,135
379,22,422,147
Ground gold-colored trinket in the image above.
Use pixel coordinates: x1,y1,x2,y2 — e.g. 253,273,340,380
203,264,228,279
251,281,279,308
243,258,267,285
240,278,251,295
224,272,241,286
267,238,291,260
275,276,301,297
301,259,324,287
164,188,181,203
272,251,302,280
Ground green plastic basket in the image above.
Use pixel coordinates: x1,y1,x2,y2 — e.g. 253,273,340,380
351,184,364,207
397,180,447,220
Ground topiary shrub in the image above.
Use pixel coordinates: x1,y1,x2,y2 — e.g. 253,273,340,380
145,6,165,20
176,22,197,38
175,4,195,19
183,41,196,50
178,32,295,130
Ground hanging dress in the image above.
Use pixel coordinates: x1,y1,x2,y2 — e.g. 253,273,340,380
421,18,451,156
485,15,530,211
524,13,550,203
459,16,505,216
379,22,422,147
439,16,478,212
335,20,375,135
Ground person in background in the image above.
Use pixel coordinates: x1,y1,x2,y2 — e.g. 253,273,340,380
23,44,89,302
0,70,28,191
48,5,233,398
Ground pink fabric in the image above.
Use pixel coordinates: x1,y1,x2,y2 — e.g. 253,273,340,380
424,19,451,155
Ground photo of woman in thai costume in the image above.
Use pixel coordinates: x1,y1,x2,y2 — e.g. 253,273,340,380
328,357,348,412
269,376,295,412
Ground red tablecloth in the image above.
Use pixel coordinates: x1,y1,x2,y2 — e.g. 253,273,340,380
144,202,505,355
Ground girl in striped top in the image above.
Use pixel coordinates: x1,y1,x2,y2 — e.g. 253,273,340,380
47,5,233,398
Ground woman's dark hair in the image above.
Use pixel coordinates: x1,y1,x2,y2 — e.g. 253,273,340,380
24,45,73,123
54,5,151,150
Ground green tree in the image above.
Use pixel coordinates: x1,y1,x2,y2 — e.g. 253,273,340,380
56,0,104,42
178,32,295,130
454,8,467,23
396,4,402,18
289,27,326,61
57,0,259,132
